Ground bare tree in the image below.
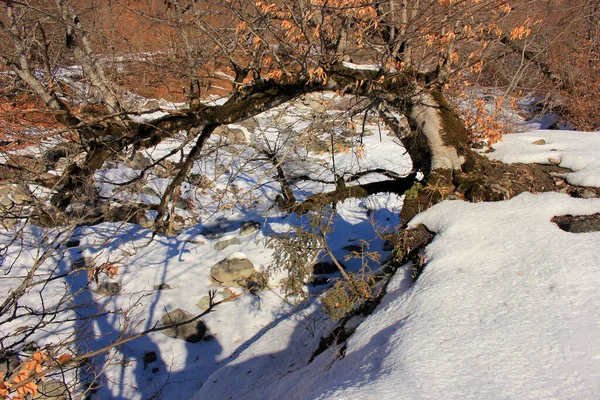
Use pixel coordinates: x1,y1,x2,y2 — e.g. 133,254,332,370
0,0,594,397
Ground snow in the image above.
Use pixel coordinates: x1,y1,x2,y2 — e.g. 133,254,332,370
195,193,600,399
2,83,600,400
488,130,600,187
342,61,381,71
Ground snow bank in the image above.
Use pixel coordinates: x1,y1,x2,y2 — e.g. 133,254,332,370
195,193,600,399
488,130,600,187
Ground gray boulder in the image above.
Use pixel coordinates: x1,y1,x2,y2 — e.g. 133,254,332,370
96,282,121,296
154,283,171,291
161,308,206,342
214,125,247,144
35,380,68,400
552,213,600,233
127,152,152,170
211,256,256,286
239,221,260,236
213,237,241,250
196,295,212,311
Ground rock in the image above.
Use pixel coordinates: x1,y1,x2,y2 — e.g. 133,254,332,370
0,218,18,229
304,137,329,153
143,352,157,369
211,256,256,286
171,214,186,232
174,197,188,209
127,152,152,170
343,244,362,253
0,183,32,204
103,160,119,170
72,257,93,270
12,194,31,205
303,97,326,113
0,196,13,208
65,239,80,248
42,143,80,169
239,221,260,236
154,283,171,291
313,262,343,275
239,117,259,131
214,125,247,144
489,183,511,200
140,185,160,197
215,164,230,175
139,216,154,229
96,282,121,296
144,99,160,109
576,189,597,199
34,379,68,399
22,341,39,354
161,308,206,342
196,295,212,311
0,352,21,377
532,139,546,145
213,237,241,250
68,201,88,216
220,289,236,301
552,213,600,233
383,240,394,251
188,173,211,187
547,157,561,165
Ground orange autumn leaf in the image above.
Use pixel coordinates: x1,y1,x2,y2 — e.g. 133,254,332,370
58,354,72,364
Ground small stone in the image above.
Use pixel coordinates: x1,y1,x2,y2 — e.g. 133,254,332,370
552,213,600,233
154,283,171,291
0,353,21,377
72,257,93,270
161,308,206,343
547,158,561,165
532,139,546,145
35,379,68,399
214,125,247,144
138,216,154,229
239,221,260,236
211,256,256,286
313,262,341,275
103,160,119,170
65,239,80,248
0,196,13,208
96,282,121,296
196,295,212,311
12,193,32,205
213,237,241,251
144,99,160,109
578,189,597,199
220,289,236,301
127,152,152,170
143,351,157,369
343,244,362,253
383,240,395,251
171,215,186,232
174,198,188,209
22,341,39,354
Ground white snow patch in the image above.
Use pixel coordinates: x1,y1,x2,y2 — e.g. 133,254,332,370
342,61,381,71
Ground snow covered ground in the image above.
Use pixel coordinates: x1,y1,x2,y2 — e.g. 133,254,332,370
192,130,600,399
1,92,599,399
197,192,600,399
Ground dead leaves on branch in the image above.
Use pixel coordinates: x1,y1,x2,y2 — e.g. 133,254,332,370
0,351,71,399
